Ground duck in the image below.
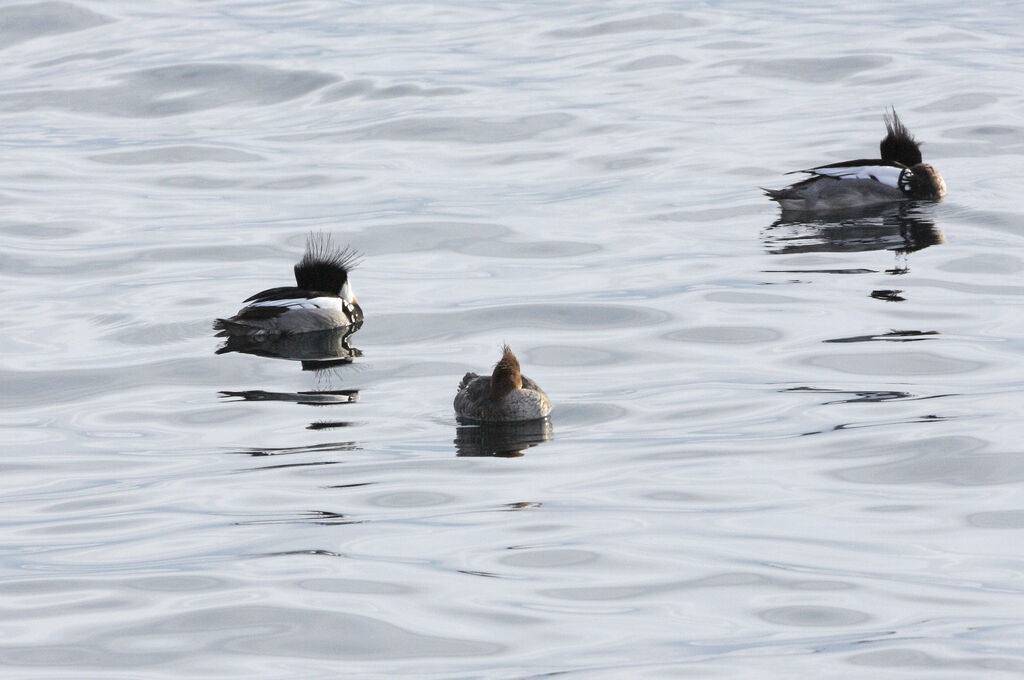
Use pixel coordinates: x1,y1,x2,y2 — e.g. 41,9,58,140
214,233,362,336
454,345,552,422
764,109,946,212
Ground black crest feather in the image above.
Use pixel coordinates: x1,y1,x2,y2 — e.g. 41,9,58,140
293,233,361,294
880,108,923,166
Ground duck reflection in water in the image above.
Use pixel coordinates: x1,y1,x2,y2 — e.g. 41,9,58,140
216,322,362,368
455,419,554,457
762,202,944,274
219,386,359,406
217,324,362,406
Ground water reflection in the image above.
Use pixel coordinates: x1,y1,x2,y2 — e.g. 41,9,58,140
823,329,939,344
307,421,359,431
237,510,362,526
218,357,360,413
870,289,905,302
784,386,955,404
454,418,554,457
762,203,944,274
217,325,363,412
229,441,360,457
219,388,359,405
215,323,362,369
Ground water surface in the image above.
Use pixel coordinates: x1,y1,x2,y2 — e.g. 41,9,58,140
3,1,1024,677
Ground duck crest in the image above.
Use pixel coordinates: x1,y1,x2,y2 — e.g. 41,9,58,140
293,232,361,294
880,109,922,166
490,344,523,397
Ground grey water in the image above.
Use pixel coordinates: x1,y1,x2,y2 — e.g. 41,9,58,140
2,1,1024,677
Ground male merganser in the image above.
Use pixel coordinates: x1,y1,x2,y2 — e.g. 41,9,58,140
454,345,552,422
765,110,946,212
214,233,362,336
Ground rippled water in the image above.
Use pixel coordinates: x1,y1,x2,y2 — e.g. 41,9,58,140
3,1,1024,677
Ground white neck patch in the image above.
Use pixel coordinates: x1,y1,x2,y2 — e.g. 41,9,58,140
341,282,355,304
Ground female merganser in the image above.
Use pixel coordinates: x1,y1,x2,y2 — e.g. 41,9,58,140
765,110,946,212
214,233,362,336
454,345,552,422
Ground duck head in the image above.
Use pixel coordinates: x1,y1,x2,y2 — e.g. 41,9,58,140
490,345,523,398
899,163,946,200
294,232,361,302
